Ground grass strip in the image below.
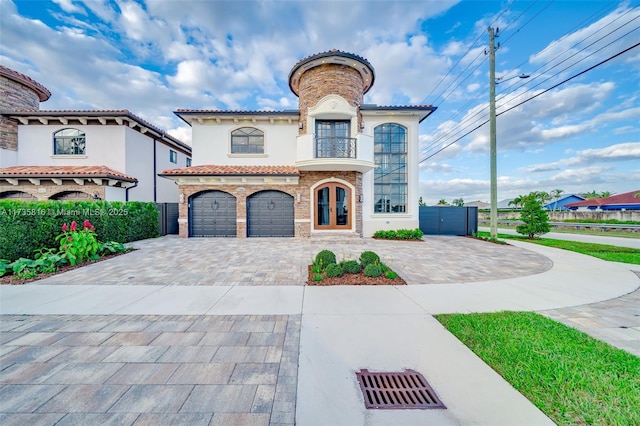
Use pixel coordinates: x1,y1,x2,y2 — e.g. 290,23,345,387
477,231,640,264
435,312,640,425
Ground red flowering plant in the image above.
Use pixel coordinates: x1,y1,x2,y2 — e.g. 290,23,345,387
55,219,100,265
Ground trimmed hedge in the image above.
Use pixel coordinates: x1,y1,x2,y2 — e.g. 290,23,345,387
0,200,158,261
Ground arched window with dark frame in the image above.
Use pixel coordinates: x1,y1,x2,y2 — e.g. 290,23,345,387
231,127,264,154
374,123,407,213
53,128,86,155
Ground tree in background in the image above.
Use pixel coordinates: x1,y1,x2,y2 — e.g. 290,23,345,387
509,195,525,209
437,199,449,205
452,198,464,207
580,190,614,199
516,193,551,239
550,189,564,211
418,197,427,207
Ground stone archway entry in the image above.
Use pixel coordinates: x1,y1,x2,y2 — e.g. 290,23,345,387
50,191,92,200
189,190,237,237
0,191,37,200
315,183,351,230
247,190,294,237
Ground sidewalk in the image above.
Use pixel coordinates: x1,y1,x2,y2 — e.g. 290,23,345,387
1,239,638,425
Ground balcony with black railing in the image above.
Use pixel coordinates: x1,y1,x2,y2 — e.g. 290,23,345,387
296,134,374,172
315,136,357,159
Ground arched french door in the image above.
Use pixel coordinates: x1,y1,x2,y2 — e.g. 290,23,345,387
315,183,351,230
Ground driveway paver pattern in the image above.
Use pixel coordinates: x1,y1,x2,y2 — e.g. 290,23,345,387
31,235,552,286
0,314,300,426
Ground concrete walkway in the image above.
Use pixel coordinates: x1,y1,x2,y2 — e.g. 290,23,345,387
1,237,639,425
479,226,640,249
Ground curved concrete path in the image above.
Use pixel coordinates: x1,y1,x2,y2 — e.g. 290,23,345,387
1,238,638,426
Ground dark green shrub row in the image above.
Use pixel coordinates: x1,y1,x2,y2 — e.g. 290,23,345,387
373,228,424,240
0,200,158,261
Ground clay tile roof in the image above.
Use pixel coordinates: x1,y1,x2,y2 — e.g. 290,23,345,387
0,165,137,182
0,64,52,102
565,190,640,207
160,165,299,176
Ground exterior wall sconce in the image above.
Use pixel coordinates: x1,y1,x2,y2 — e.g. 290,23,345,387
299,122,304,130
358,194,363,203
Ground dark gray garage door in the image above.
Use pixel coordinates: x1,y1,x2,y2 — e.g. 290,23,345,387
189,191,237,237
247,191,294,237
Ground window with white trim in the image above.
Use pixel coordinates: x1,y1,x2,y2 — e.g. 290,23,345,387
53,128,85,155
170,150,177,163
231,127,264,154
374,123,407,213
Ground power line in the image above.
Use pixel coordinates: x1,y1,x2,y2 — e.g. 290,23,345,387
419,9,639,160
419,41,640,163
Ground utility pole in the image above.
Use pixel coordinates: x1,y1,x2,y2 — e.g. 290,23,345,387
488,26,498,240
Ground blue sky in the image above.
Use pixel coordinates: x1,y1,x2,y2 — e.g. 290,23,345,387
1,0,638,204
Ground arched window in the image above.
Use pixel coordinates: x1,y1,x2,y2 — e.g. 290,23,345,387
374,123,407,213
231,127,264,154
54,128,86,155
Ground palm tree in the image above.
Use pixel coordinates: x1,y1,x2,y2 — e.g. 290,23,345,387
509,195,524,209
550,189,564,211
437,199,448,205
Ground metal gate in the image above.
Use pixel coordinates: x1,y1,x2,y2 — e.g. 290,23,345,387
189,191,237,237
419,206,478,236
247,190,294,237
157,203,179,235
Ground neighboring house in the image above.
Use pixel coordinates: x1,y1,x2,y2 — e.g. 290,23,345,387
464,200,489,209
161,49,437,238
564,190,640,211
497,199,517,210
543,194,585,211
0,65,191,203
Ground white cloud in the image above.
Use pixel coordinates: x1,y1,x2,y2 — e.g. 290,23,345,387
52,0,84,14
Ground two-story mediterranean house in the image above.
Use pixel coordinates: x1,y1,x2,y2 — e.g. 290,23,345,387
0,65,191,203
161,49,436,238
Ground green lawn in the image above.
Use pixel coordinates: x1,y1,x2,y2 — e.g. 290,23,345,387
480,223,640,239
476,231,640,264
436,312,640,425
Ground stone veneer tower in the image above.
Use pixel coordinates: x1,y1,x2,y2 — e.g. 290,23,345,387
288,49,375,134
0,65,51,150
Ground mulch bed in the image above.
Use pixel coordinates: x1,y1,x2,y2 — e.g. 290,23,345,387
306,265,407,286
0,250,134,285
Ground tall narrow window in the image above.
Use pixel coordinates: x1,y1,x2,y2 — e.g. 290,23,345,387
374,124,407,213
170,150,177,163
53,128,85,155
231,127,264,154
186,157,192,167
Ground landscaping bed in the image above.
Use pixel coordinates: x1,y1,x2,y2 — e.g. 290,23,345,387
307,249,406,286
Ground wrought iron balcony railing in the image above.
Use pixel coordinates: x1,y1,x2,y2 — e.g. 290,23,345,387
315,136,357,159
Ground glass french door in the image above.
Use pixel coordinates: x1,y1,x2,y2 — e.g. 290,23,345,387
315,183,351,229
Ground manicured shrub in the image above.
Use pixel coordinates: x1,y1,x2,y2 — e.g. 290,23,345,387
0,200,158,261
325,263,343,278
315,250,336,269
359,251,380,267
313,274,324,282
342,260,361,274
385,270,399,279
363,263,382,277
373,228,423,240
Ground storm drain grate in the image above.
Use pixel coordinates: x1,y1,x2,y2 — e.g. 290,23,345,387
356,369,446,410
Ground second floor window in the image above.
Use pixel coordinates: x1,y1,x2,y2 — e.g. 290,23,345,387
186,157,192,167
170,150,177,163
374,123,408,213
54,128,85,155
231,127,264,154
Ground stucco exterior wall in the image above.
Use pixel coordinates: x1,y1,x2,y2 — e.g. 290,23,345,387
124,127,153,202
360,115,421,237
16,125,127,169
191,122,297,166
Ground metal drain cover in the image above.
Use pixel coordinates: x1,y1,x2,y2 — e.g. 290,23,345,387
356,369,446,410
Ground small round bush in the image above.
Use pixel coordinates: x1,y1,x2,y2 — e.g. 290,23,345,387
359,251,380,267
385,270,399,279
342,260,361,274
313,274,324,282
325,263,343,278
363,263,382,277
315,250,336,268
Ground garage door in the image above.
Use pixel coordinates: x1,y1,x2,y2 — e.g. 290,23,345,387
189,191,236,237
247,191,294,237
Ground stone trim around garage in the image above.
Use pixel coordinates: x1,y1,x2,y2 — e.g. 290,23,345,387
177,171,362,238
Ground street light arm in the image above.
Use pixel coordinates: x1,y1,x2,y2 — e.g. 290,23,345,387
495,74,530,84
